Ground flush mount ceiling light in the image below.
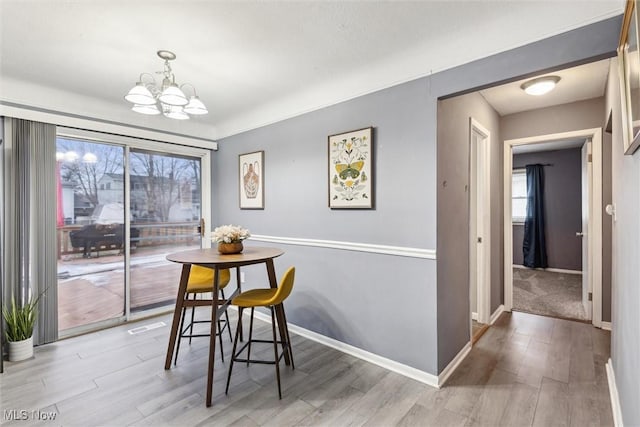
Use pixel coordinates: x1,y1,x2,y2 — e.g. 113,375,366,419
520,75,561,96
124,50,208,119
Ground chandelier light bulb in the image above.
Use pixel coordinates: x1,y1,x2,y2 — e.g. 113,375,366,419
184,95,208,115
124,82,156,105
132,104,161,115
163,105,190,120
159,83,188,106
64,151,79,162
82,153,98,163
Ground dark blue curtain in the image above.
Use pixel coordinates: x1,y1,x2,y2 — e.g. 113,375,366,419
523,164,547,268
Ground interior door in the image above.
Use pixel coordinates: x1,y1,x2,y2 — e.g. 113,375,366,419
581,140,593,319
470,119,490,326
470,130,479,319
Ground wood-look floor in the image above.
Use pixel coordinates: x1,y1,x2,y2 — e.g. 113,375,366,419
0,310,613,426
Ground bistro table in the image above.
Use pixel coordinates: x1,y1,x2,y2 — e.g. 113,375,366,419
165,246,285,407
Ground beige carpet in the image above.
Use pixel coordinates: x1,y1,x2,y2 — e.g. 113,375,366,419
513,267,588,321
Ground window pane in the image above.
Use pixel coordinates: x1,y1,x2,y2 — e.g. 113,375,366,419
128,150,201,312
512,171,527,197
512,198,527,221
56,137,125,331
512,170,527,221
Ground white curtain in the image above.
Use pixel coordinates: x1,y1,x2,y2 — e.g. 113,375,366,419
2,117,58,346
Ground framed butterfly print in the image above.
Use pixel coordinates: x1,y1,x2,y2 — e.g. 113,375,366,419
328,127,374,209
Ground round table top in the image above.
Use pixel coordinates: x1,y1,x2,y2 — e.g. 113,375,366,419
166,246,284,267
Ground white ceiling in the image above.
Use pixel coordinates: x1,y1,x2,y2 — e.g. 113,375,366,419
0,1,625,141
480,59,612,116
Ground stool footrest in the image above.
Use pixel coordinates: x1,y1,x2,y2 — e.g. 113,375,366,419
179,319,229,339
232,339,289,365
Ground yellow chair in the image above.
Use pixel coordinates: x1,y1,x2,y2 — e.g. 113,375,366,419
174,265,233,364
225,266,295,399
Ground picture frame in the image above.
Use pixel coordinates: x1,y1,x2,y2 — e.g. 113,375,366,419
618,0,640,155
328,127,374,209
239,151,264,209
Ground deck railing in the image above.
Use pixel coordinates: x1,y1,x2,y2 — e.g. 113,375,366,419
57,222,200,258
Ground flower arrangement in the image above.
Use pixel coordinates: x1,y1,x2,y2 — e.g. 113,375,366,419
212,224,251,244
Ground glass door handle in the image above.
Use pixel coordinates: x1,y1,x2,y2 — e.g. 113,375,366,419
199,218,205,237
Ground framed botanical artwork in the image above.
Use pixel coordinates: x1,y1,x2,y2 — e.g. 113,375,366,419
618,0,640,155
239,151,264,209
328,127,374,209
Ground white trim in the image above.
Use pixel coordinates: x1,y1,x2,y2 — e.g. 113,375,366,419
512,264,583,275
438,342,472,387
601,321,612,331
471,312,479,321
469,118,492,325
591,131,603,328
606,359,623,427
490,304,505,325
243,308,440,388
503,128,602,329
0,103,218,150
504,140,514,311
249,234,436,259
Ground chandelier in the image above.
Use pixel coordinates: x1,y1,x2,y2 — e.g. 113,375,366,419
124,50,208,120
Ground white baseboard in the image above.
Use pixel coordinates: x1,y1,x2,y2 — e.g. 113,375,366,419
471,312,478,321
512,264,582,275
438,341,472,387
601,321,612,331
240,307,440,389
606,358,623,427
490,305,505,325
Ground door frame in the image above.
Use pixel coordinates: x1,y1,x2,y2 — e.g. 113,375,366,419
469,118,491,326
503,127,602,327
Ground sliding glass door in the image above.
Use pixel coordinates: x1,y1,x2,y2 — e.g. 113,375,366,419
128,149,202,313
56,130,210,335
56,137,126,331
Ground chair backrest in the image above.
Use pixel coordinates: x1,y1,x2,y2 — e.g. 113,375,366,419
188,265,231,288
270,266,295,306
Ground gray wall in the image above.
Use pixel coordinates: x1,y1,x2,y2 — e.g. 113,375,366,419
606,58,640,426
501,98,605,140
214,16,622,376
512,148,582,270
214,77,439,374
436,92,502,335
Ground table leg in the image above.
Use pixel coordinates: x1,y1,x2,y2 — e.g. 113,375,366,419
205,266,221,407
236,267,243,342
165,264,191,370
265,260,291,366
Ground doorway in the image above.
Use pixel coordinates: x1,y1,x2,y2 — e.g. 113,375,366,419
504,128,603,327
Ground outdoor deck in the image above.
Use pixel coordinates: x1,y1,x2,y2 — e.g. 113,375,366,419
57,245,191,331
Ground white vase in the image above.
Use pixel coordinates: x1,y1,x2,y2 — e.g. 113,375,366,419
8,336,33,361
